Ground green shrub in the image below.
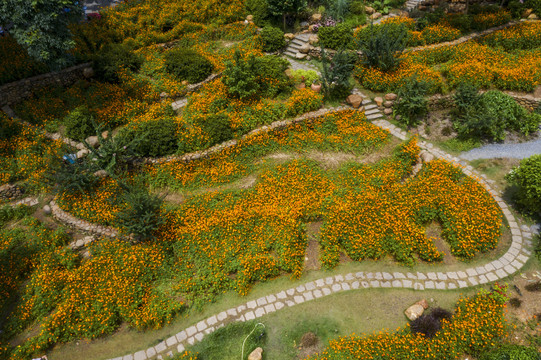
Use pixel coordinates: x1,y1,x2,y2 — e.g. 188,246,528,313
222,51,289,100
0,114,21,141
526,0,541,17
394,78,430,127
253,55,290,97
357,23,408,72
164,48,214,84
51,160,99,195
117,117,178,157
85,129,141,175
116,188,165,243
453,91,541,141
318,23,354,50
506,154,541,215
479,344,541,360
196,113,234,147
320,48,355,100
93,43,143,83
290,69,319,86
349,0,365,15
259,26,286,52
245,0,269,26
328,0,351,20
63,106,95,141
453,82,481,114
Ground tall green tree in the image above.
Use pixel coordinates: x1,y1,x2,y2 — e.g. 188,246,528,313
267,0,307,30
0,0,84,69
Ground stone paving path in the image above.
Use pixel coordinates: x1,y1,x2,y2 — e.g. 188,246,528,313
106,107,536,360
460,136,541,160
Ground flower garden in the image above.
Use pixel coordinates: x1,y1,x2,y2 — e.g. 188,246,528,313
1,0,540,359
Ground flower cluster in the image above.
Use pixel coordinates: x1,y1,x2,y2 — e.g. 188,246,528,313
307,288,508,359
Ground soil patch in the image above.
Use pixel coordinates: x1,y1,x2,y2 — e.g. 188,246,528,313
305,222,322,271
297,332,321,360
426,222,457,266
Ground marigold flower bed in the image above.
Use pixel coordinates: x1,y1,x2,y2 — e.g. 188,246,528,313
305,286,508,359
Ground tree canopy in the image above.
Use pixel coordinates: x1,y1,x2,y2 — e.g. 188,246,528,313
0,0,84,69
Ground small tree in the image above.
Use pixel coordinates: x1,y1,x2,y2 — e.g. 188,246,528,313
116,188,165,243
0,0,84,69
267,0,308,31
222,50,261,100
394,77,430,127
506,154,541,216
320,47,356,100
357,23,408,72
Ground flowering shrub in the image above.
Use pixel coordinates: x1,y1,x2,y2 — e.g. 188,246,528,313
480,22,541,51
421,24,461,45
306,286,509,359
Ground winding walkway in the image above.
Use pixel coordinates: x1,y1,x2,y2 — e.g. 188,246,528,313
460,136,541,160
102,112,535,360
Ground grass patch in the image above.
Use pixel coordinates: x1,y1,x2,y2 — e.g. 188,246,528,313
184,321,266,360
437,137,481,154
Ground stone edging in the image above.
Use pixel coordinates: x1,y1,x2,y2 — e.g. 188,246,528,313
49,200,119,238
106,112,536,360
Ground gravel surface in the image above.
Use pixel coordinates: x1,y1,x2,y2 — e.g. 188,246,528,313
460,135,541,160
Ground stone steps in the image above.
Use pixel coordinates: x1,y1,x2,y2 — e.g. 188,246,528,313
284,34,310,59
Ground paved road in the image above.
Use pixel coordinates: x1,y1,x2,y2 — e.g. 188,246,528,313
84,0,122,14
460,135,541,160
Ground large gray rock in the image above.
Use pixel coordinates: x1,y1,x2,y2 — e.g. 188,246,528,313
299,44,311,54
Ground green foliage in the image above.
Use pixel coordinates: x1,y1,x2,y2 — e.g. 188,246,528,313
453,82,481,114
164,48,214,84
357,23,408,72
197,113,234,147
93,43,143,83
245,0,269,26
506,154,541,215
259,26,286,52
327,0,351,20
0,114,21,141
290,69,319,86
63,106,95,141
0,205,33,227
116,188,165,243
318,23,354,50
267,0,308,29
178,321,266,360
479,344,541,360
222,51,289,100
526,0,541,17
320,48,356,100
118,116,178,157
394,78,429,127
349,0,365,15
50,160,99,196
0,0,84,69
85,129,141,175
453,91,541,141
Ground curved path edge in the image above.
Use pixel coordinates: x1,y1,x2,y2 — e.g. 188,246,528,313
105,114,536,360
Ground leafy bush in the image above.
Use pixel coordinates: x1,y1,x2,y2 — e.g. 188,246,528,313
222,51,289,100
290,69,319,86
453,91,541,141
164,48,214,84
453,82,481,114
63,106,95,141
116,188,165,243
245,0,269,26
93,43,143,83
259,26,286,52
506,154,541,215
357,23,408,72
117,117,178,157
50,159,99,195
319,48,355,100
328,0,351,20
479,344,541,360
0,114,21,141
196,113,234,147
410,307,453,338
394,78,429,127
285,88,324,117
85,129,140,175
318,23,354,50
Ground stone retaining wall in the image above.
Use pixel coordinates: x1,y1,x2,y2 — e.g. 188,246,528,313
0,63,93,107
0,184,24,202
428,92,541,111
